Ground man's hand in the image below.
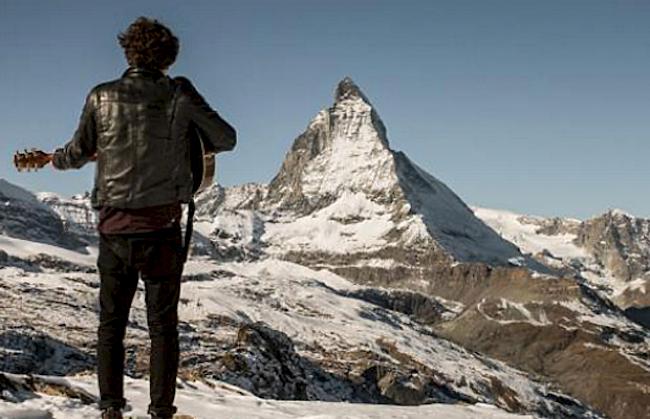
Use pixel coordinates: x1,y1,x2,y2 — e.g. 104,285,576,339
50,149,97,170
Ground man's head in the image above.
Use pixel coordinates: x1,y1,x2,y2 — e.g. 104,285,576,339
118,17,179,71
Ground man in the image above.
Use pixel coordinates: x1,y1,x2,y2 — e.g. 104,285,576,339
50,17,236,419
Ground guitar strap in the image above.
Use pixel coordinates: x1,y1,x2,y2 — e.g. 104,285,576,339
169,77,196,265
182,198,195,264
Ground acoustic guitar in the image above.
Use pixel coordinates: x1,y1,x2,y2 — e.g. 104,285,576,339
12,122,215,195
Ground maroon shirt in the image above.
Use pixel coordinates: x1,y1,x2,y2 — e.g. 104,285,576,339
98,202,182,234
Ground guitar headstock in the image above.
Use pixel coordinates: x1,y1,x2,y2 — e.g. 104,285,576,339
13,148,51,172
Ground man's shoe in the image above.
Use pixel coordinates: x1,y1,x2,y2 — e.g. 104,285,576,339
101,407,123,419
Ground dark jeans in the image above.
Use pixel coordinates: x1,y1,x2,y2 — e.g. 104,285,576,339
96,225,183,418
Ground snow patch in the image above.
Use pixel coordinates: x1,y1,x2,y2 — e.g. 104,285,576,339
263,193,395,254
473,207,587,260
0,234,96,266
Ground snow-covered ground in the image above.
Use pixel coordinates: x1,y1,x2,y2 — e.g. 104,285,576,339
262,192,399,254
0,234,96,267
0,374,531,419
0,253,571,409
471,208,587,261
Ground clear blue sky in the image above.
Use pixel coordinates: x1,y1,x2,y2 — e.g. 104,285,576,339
1,0,649,219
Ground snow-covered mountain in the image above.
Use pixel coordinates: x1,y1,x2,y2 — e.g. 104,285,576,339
36,191,98,244
474,207,650,310
1,78,649,419
253,77,526,266
189,79,650,419
0,179,88,252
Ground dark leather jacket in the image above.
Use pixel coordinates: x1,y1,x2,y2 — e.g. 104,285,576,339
53,67,236,209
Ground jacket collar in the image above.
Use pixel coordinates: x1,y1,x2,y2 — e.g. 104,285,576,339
122,67,165,79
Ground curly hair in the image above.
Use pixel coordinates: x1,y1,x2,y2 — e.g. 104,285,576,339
118,17,179,70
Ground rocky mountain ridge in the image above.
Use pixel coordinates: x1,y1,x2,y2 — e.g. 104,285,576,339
474,207,650,310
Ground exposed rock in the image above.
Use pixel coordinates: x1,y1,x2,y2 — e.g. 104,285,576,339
25,254,95,274
0,372,96,405
529,216,581,236
376,370,426,405
429,270,650,419
0,328,94,376
195,183,268,214
576,209,650,284
342,287,458,324
625,306,650,329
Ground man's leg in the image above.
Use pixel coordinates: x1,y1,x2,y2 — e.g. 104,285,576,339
97,233,138,411
135,226,183,418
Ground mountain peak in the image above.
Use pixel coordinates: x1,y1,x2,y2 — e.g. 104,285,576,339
335,76,370,103
264,79,525,266
606,208,634,219
266,77,393,213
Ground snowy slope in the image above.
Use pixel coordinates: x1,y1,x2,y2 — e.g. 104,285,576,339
0,374,532,419
0,240,601,418
0,179,85,250
471,207,586,261
0,234,96,267
0,179,45,204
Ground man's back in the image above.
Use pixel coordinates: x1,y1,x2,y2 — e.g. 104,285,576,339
53,67,236,210
92,67,184,209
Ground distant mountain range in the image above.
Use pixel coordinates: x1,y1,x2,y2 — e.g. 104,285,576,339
1,78,648,419
474,207,650,311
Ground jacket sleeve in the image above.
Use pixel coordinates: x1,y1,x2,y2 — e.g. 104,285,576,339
52,90,98,170
175,76,237,154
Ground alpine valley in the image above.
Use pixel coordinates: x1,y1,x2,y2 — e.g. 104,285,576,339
0,79,648,419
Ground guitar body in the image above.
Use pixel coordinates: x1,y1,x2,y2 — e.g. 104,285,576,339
187,122,215,194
